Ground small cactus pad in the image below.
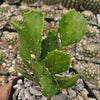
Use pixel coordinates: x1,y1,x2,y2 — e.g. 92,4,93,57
40,30,62,59
11,20,31,61
40,70,58,98
48,29,58,37
22,10,44,58
45,50,71,74
55,74,79,89
59,9,87,46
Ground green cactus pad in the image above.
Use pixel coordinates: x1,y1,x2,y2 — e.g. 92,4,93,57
11,20,31,61
59,9,87,46
45,50,71,74
40,30,62,59
15,67,36,82
22,10,44,58
55,74,79,89
48,29,58,37
40,70,58,98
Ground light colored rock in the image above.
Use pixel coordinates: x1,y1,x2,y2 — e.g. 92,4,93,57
77,79,84,84
13,94,16,100
22,97,28,100
8,66,15,73
81,88,89,96
77,95,84,100
29,87,42,96
24,80,33,87
30,95,36,100
18,88,24,99
65,95,73,100
97,14,100,27
51,93,67,100
17,79,23,85
13,84,22,89
33,85,41,91
73,98,78,100
24,88,31,99
14,88,21,96
75,84,84,91
68,89,77,98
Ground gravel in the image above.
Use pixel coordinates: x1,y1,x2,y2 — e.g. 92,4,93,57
12,72,97,100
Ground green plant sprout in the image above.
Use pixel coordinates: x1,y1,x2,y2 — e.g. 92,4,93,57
12,9,87,98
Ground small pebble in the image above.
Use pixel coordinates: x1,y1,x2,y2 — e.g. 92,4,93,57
30,95,36,100
17,79,23,85
13,84,22,89
81,88,89,96
29,87,42,96
97,14,100,27
24,88,31,99
68,89,77,98
77,95,84,100
18,88,24,99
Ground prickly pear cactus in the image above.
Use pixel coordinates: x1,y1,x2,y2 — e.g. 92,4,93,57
12,9,87,98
